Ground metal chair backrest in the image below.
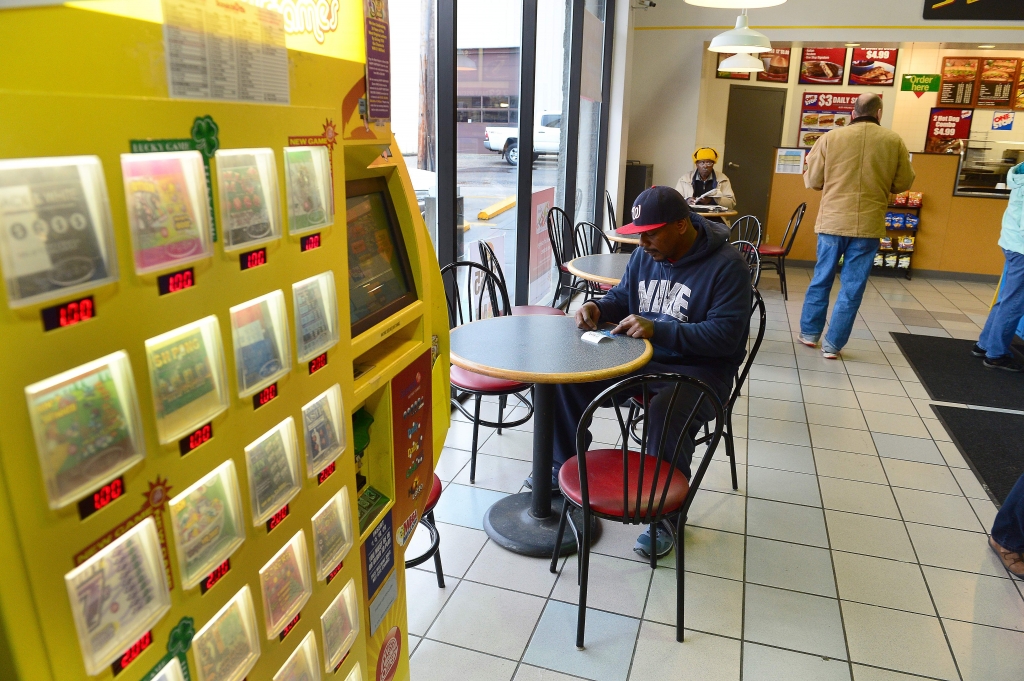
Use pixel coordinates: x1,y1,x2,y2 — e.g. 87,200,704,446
780,203,807,256
731,215,762,247
439,261,511,329
576,373,725,525
477,240,508,294
574,221,615,258
732,240,761,288
729,287,766,412
546,206,572,268
605,190,617,231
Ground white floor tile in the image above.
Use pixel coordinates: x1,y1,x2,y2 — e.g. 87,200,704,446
411,639,516,681
629,622,741,681
743,642,852,681
744,583,847,659
923,566,1024,631
832,551,934,615
426,581,546,659
943,618,1024,681
841,601,958,680
645,568,743,638
551,552,653,618
825,510,917,562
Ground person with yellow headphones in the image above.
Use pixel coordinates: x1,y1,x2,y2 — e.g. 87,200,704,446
675,147,737,212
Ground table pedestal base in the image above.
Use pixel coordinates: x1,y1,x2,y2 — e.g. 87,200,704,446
483,492,600,557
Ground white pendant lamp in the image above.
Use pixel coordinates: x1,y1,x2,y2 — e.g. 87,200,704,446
687,0,785,6
708,13,772,54
717,52,766,72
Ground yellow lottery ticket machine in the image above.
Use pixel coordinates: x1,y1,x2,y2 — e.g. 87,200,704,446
0,3,449,681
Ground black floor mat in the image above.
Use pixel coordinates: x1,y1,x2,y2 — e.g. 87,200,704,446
891,333,1024,411
931,406,1024,505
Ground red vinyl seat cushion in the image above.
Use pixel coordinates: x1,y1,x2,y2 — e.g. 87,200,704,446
425,473,442,513
758,245,785,256
450,365,530,393
558,449,690,518
598,283,614,291
512,305,565,316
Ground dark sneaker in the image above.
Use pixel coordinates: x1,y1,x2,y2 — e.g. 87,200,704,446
983,355,1022,372
634,520,676,559
971,343,986,358
523,472,560,493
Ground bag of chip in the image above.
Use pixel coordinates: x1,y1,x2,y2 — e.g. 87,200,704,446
897,255,911,269
885,253,898,268
880,236,893,250
891,214,905,230
893,192,908,206
873,252,884,267
907,192,923,208
884,212,893,228
905,214,919,230
898,236,915,252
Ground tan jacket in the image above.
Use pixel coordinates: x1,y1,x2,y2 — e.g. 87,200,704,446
675,170,737,210
804,120,915,238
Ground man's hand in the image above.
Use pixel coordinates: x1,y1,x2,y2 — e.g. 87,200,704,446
686,197,696,206
575,302,601,330
611,315,654,339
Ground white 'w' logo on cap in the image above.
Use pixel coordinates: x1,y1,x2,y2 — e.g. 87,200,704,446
632,205,641,220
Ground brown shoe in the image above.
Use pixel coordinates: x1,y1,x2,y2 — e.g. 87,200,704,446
989,536,1024,578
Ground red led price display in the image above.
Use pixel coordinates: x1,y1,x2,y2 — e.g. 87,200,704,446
252,383,278,409
239,247,267,270
157,267,195,296
308,352,328,375
326,561,344,585
278,613,301,641
179,422,213,456
42,295,95,332
111,630,152,676
317,460,336,486
266,504,290,532
300,233,321,252
78,476,125,520
199,558,231,595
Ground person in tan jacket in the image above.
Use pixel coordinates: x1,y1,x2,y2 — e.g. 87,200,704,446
798,93,915,358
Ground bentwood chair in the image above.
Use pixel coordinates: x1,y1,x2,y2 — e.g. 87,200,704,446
758,203,806,300
441,261,534,482
731,215,762,248
547,207,590,309
404,473,445,587
477,241,564,317
605,190,618,232
574,221,617,301
551,374,725,647
733,240,762,288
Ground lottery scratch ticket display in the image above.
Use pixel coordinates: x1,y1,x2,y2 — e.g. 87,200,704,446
301,384,345,477
321,579,359,672
192,585,261,681
214,148,281,251
63,518,171,675
144,316,229,443
0,155,118,308
292,271,340,362
229,290,291,397
311,487,354,581
244,417,302,525
151,657,187,681
121,151,212,274
274,631,321,681
344,664,363,681
258,530,313,638
168,460,246,590
284,146,333,235
25,350,145,509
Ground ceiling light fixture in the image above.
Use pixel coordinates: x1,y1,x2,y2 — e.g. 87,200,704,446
686,0,785,7
979,44,996,49
845,43,861,47
708,11,772,54
717,52,766,72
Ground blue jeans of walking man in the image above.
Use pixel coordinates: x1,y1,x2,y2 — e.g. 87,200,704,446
978,249,1024,360
991,472,1024,578
800,234,879,353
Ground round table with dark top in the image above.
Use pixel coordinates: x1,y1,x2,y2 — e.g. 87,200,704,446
606,228,640,246
450,314,652,556
566,253,633,288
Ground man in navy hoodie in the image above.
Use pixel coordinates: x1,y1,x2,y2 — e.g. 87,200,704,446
552,185,751,557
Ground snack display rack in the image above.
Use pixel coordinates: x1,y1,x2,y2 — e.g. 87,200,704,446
873,193,922,280
0,4,450,681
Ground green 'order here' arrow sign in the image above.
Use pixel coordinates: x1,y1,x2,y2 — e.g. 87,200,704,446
902,74,941,96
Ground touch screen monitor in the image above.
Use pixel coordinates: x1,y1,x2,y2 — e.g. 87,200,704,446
345,177,417,337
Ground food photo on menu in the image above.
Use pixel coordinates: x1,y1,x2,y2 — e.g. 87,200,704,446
757,48,791,82
848,48,898,86
800,48,847,85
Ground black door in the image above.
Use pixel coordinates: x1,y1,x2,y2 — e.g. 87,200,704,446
722,85,787,223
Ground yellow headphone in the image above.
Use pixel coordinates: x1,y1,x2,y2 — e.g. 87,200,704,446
693,147,719,163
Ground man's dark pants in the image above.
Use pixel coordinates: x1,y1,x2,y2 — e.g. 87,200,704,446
993,473,1024,553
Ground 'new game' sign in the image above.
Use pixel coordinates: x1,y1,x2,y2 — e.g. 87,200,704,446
924,0,1024,20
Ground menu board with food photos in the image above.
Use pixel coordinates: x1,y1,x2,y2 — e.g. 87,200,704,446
757,48,791,83
1016,68,1024,111
800,48,847,85
848,48,898,86
797,92,861,148
716,53,750,80
977,58,1020,107
939,57,980,105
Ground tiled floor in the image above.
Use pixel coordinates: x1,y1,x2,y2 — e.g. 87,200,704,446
405,269,1024,681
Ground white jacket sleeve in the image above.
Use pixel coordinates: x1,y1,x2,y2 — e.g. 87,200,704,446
713,173,737,210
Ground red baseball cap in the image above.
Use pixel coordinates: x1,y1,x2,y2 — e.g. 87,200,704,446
619,186,691,235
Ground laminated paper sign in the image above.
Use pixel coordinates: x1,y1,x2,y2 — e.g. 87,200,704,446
364,0,391,121
925,108,973,154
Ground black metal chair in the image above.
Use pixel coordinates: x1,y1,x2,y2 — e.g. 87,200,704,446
441,261,534,482
547,207,589,309
477,240,564,317
605,190,617,232
758,203,806,300
550,374,725,647
404,473,445,587
731,215,762,248
574,221,617,301
733,240,762,288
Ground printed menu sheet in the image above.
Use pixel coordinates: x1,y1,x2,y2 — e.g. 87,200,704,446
976,59,1020,107
162,0,289,104
939,57,980,106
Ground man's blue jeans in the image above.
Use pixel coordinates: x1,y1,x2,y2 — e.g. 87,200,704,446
800,234,879,352
978,249,1024,360
993,472,1024,553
